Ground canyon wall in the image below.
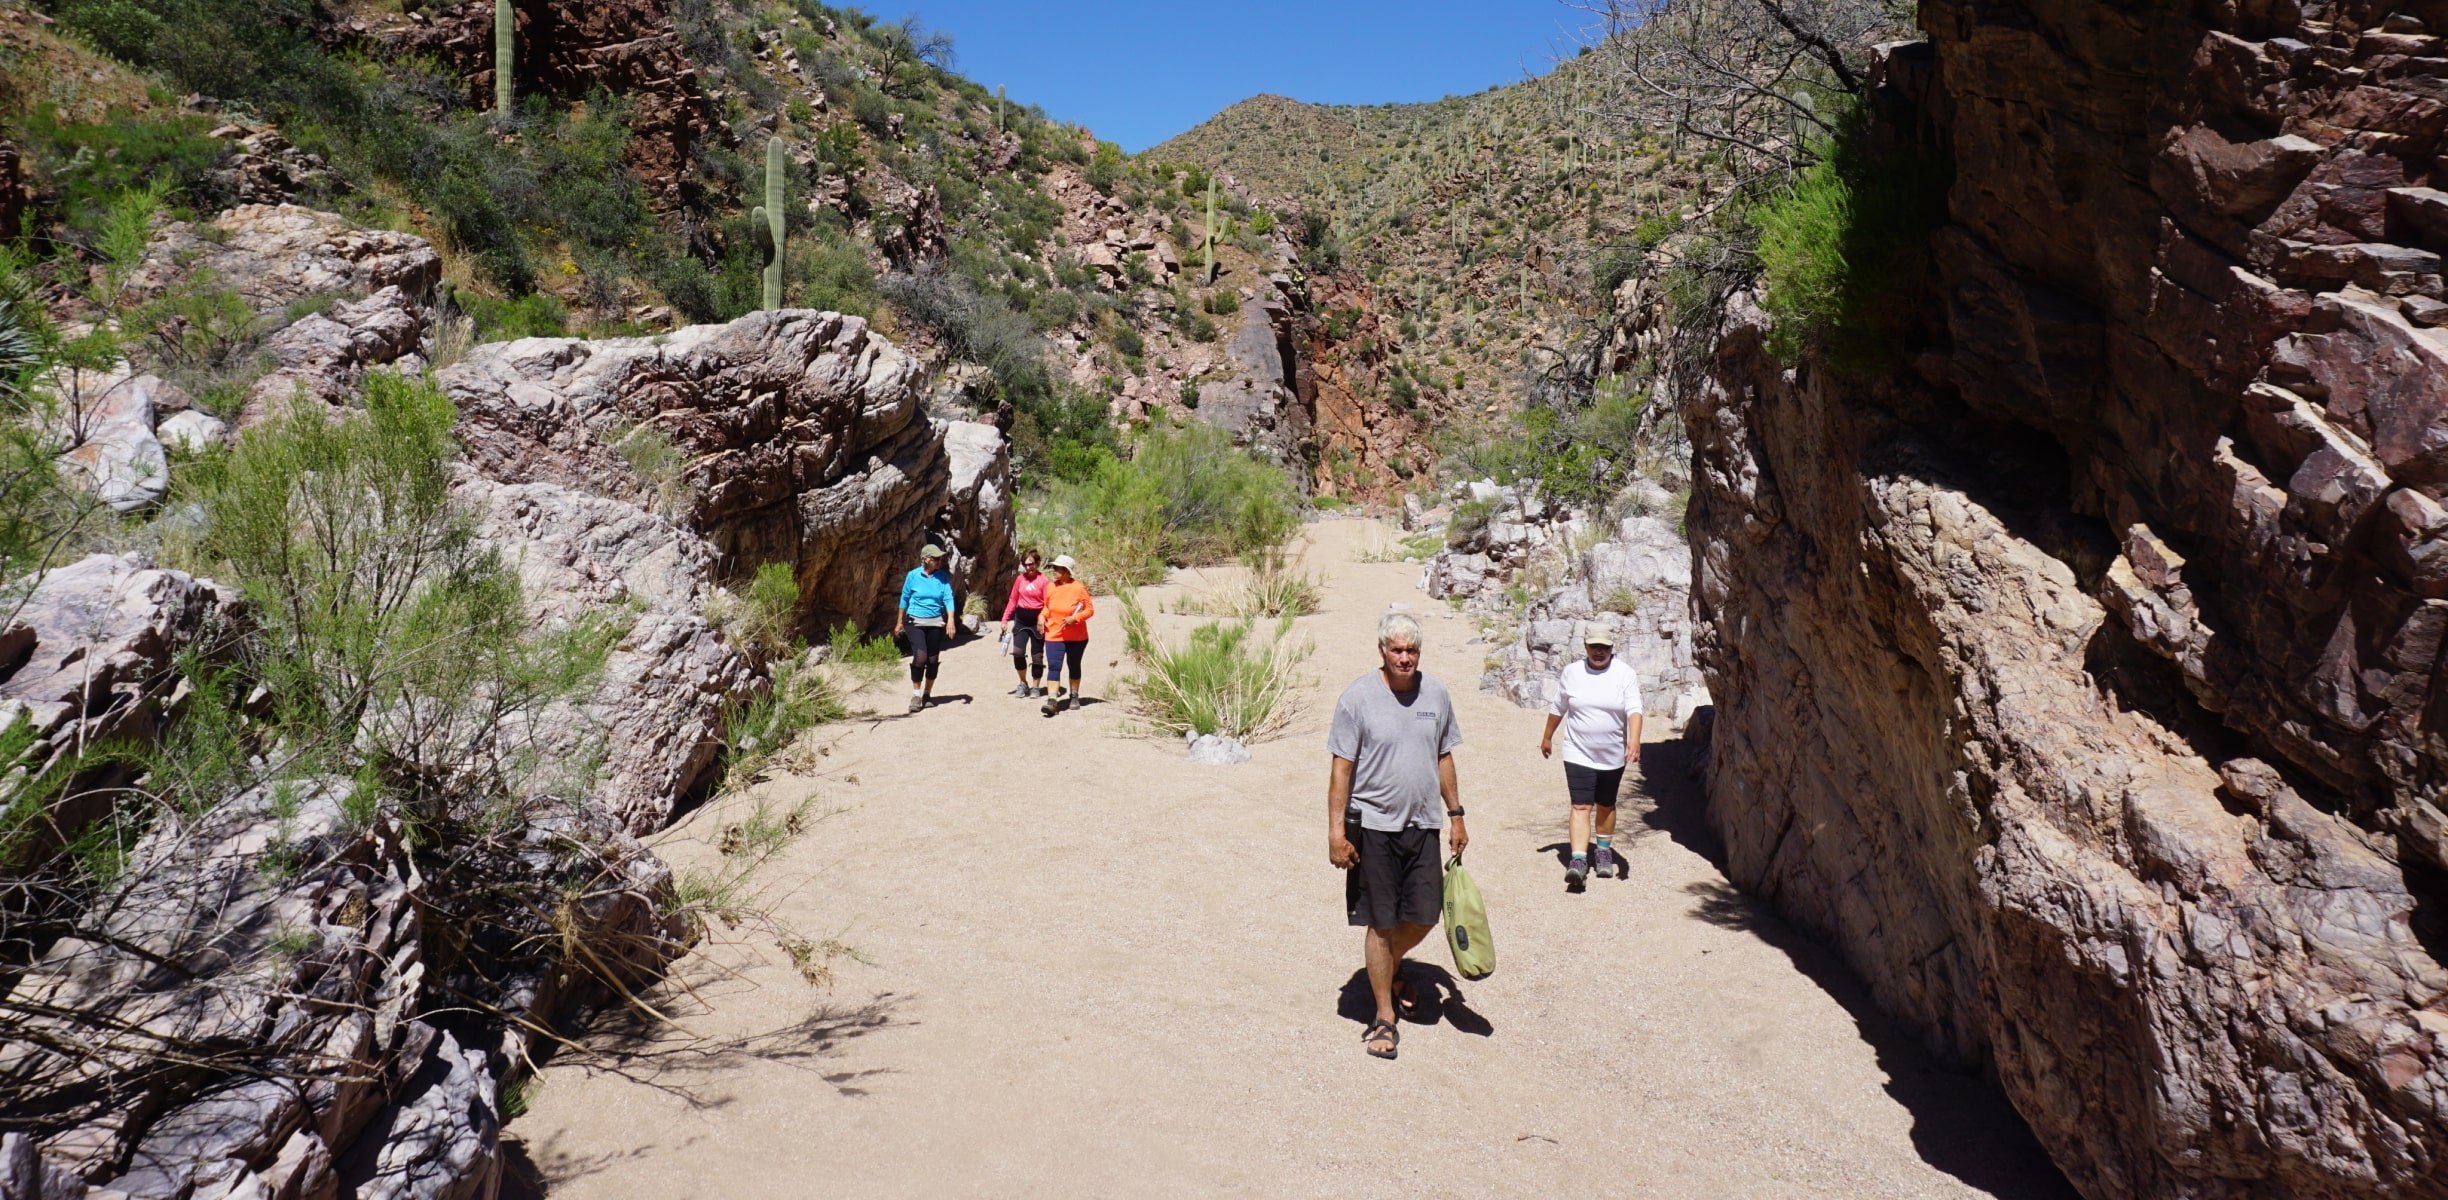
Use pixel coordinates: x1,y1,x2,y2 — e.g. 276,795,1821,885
1689,0,2448,1195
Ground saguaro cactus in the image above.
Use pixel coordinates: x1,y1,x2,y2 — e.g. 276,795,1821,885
996,84,1006,133
751,136,787,311
1200,176,1232,285
494,0,514,116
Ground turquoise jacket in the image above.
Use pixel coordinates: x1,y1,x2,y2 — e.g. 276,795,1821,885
899,565,955,621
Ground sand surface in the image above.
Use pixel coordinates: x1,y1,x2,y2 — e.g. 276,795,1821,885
507,519,2076,1199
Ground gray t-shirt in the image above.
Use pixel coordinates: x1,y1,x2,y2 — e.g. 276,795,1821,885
1328,670,1463,832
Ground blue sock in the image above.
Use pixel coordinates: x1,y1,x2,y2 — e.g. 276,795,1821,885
1595,836,1611,852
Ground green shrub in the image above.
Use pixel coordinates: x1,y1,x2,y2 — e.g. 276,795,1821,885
1204,290,1240,316
460,292,568,342
1118,595,1311,741
14,105,232,238
1752,105,1949,370
1085,141,1124,194
825,620,902,667
173,371,616,820
721,660,842,780
1025,419,1298,587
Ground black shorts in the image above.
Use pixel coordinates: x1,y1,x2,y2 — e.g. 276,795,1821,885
1345,824,1444,929
1565,762,1625,808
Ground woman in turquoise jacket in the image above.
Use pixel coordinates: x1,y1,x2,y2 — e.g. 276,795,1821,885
895,543,957,713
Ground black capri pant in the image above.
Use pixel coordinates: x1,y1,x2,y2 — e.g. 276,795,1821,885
1010,607,1045,676
905,623,951,684
1564,761,1625,808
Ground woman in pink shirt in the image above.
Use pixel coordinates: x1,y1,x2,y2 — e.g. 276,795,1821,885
1000,548,1050,698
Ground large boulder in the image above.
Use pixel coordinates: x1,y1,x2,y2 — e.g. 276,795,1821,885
1687,6,2448,1193
938,419,1017,618
439,309,1017,635
123,205,441,315
458,472,760,832
0,554,235,856
1,782,425,1193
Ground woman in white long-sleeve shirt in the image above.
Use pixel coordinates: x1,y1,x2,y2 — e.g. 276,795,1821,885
1538,624,1643,890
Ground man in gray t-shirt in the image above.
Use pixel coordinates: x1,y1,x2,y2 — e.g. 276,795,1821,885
1327,611,1466,1061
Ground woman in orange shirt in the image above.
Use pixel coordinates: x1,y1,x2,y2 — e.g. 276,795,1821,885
1039,554,1094,716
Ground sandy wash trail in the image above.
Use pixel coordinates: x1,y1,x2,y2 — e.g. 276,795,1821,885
508,518,2073,1199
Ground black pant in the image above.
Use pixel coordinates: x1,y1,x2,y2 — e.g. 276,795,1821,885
905,624,950,684
1009,607,1045,677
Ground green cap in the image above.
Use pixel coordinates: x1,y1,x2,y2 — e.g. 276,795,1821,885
922,543,947,558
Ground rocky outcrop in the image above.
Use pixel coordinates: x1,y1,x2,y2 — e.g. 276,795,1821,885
124,205,441,316
1297,272,1429,502
1421,479,1705,722
1688,5,2448,1196
3,782,423,1195
439,309,1017,635
395,0,716,211
0,554,235,862
1194,296,1307,466
459,473,759,832
1483,513,1705,724
0,779,676,1199
937,419,1018,613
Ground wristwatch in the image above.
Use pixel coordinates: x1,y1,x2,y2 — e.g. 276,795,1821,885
1446,807,1465,818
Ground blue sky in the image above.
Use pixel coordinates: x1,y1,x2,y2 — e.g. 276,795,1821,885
869,1,1590,152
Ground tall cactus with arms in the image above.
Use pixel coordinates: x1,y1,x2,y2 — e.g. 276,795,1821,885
1201,176,1232,285
494,0,514,116
750,136,787,311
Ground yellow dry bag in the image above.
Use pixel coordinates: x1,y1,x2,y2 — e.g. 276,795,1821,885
1443,855,1494,980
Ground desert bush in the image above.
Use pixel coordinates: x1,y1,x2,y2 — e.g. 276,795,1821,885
1118,594,1311,741
1752,104,1947,368
174,371,618,821
460,292,569,342
14,105,233,239
1179,547,1322,620
1026,419,1298,587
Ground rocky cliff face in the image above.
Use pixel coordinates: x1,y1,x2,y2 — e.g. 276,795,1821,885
394,0,716,211
1689,2,2448,1196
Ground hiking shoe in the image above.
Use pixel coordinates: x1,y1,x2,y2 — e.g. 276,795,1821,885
1041,692,1061,717
1032,685,1048,698
1565,858,1587,889
1010,683,1030,697
1593,845,1617,879
908,695,925,714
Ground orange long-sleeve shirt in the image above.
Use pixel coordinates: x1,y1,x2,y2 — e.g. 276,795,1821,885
1039,580,1094,642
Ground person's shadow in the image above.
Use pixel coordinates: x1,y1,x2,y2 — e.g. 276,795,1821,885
1336,964,1494,1036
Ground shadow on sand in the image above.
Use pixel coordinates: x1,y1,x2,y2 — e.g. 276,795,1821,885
1629,738,2080,1200
1335,964,1495,1038
501,990,904,1196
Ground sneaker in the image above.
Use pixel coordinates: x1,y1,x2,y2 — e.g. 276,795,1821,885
1565,857,1587,889
1032,685,1048,698
908,695,926,714
1041,691,1061,717
1010,683,1030,697
1593,845,1617,879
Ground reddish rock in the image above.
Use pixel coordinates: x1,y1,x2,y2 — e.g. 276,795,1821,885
396,0,716,211
1689,1,2448,1196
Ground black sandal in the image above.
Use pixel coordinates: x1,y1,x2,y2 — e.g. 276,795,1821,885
1363,1018,1399,1060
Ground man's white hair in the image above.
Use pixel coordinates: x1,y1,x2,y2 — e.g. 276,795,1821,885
1377,610,1424,648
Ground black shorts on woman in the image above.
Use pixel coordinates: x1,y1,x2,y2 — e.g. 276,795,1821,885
1564,761,1625,808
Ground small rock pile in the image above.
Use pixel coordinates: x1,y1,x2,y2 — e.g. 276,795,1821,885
1417,478,1706,725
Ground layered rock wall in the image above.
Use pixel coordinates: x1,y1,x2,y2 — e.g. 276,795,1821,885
1690,1,2448,1195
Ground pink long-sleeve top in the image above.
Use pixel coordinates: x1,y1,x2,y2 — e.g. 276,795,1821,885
1002,570,1050,620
